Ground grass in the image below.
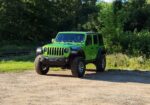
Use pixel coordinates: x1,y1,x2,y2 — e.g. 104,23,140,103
0,53,150,73
0,52,35,72
0,61,33,72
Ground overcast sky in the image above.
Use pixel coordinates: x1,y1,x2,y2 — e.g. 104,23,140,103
97,0,114,2
104,0,114,2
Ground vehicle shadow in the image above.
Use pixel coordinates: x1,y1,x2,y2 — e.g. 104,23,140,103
46,73,74,78
84,69,150,84
46,69,150,84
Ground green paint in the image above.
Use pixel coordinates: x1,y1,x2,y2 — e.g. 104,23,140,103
41,31,105,61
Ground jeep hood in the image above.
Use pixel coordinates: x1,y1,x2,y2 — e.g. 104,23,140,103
43,43,83,49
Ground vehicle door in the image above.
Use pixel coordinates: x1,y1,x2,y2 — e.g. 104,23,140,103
85,34,94,61
93,34,99,59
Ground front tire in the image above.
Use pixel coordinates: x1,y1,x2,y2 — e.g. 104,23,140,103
35,55,49,75
71,57,85,78
96,54,106,72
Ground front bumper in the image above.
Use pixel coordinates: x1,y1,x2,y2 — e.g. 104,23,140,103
40,57,68,67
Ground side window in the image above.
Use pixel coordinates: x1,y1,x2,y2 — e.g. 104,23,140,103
93,35,98,44
98,34,104,45
86,35,92,46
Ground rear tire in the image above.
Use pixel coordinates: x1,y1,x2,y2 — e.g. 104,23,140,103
96,54,106,72
35,55,49,75
71,57,85,78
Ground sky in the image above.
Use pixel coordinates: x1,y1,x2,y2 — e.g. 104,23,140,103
104,0,114,2
97,0,114,2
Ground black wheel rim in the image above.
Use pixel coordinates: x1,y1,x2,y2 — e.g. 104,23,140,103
102,57,105,69
41,63,48,71
78,61,84,73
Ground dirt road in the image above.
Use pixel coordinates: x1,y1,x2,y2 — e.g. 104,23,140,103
0,69,150,105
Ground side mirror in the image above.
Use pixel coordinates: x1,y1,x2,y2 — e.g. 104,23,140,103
51,39,55,43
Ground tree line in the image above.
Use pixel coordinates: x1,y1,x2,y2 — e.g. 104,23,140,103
99,0,150,57
0,0,150,56
0,0,97,42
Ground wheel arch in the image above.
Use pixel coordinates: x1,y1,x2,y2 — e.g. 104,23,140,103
96,48,106,59
69,50,85,63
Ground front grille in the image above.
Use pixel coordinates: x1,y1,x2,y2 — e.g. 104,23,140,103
46,47,65,56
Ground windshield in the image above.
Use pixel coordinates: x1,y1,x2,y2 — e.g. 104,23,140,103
56,33,85,42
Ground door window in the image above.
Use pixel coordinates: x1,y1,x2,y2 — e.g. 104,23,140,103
98,34,104,45
86,35,92,46
93,35,98,45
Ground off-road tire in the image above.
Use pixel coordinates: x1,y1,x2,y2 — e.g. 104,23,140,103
96,54,106,72
35,55,49,75
71,57,85,78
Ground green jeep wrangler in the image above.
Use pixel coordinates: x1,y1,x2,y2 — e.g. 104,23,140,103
35,31,106,77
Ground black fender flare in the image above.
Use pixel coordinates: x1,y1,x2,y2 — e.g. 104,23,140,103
69,49,85,63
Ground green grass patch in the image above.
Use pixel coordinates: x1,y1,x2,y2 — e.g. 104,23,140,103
0,61,33,72
0,53,35,72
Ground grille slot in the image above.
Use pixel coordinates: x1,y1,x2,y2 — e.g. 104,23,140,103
47,47,65,56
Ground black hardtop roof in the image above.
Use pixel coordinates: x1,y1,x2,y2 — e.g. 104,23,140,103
58,31,99,35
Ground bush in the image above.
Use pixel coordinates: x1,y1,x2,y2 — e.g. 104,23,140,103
119,30,150,57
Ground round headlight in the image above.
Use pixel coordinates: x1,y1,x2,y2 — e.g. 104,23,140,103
36,47,42,54
64,48,69,53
